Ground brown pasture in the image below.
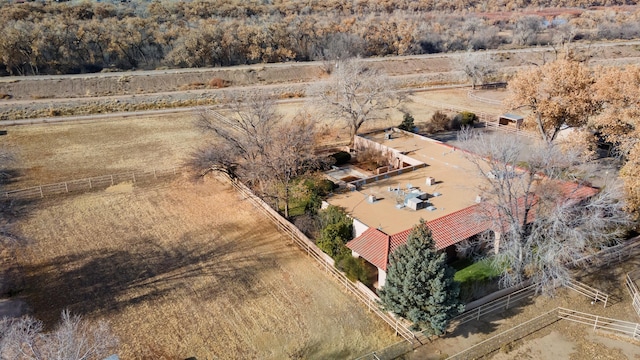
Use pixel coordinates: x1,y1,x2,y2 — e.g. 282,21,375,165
2,109,405,358
13,178,396,359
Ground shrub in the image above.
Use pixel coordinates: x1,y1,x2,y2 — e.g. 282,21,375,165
356,147,388,171
330,151,351,166
454,111,477,128
316,206,353,258
294,213,319,238
430,110,450,132
337,253,368,282
208,77,229,88
398,112,416,132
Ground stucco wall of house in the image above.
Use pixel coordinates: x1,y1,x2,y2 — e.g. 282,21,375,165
378,269,387,288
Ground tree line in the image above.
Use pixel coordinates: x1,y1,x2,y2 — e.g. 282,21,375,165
2,0,640,75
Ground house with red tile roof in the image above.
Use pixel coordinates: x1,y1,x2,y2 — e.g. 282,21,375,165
325,129,598,288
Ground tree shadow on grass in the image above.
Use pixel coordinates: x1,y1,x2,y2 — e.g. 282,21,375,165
1,197,40,297
20,221,283,327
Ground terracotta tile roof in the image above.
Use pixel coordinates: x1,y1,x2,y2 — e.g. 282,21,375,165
347,182,599,272
348,205,493,271
346,227,390,270
426,204,491,249
559,181,599,200
389,229,412,254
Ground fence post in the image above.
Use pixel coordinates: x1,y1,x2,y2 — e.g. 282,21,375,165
506,293,511,309
65,182,69,193
88,178,92,189
39,186,43,198
477,307,481,320
153,169,157,179
594,316,598,330
111,175,114,186
132,172,136,183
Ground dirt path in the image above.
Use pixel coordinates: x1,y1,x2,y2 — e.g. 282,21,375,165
1,40,639,121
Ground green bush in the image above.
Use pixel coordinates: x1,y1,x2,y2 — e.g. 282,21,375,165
337,253,368,282
299,177,336,215
330,151,351,166
316,206,353,258
454,111,478,128
398,112,416,132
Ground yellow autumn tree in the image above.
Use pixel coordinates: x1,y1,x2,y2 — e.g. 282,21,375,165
505,56,597,143
592,65,640,216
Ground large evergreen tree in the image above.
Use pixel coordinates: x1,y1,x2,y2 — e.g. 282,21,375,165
379,220,463,335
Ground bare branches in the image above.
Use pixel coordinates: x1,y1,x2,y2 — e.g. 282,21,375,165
308,58,401,143
190,94,325,217
458,51,496,89
460,130,631,293
0,310,118,360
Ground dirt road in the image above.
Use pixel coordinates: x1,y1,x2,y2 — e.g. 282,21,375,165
1,40,639,121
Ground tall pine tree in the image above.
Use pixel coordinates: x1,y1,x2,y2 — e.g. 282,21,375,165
379,219,464,335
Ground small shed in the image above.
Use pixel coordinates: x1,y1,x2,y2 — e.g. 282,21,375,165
498,114,524,129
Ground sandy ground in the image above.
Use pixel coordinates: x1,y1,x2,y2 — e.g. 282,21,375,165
405,254,640,360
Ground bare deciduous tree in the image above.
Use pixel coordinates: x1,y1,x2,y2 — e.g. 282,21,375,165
194,92,279,185
458,51,497,89
191,93,323,218
0,309,119,360
309,58,402,144
262,111,322,218
512,15,543,46
459,130,630,293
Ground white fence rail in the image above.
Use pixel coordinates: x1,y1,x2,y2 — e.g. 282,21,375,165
448,307,640,359
558,308,640,340
447,308,560,360
2,168,180,199
574,236,640,267
481,119,539,139
226,177,419,344
467,90,503,105
451,284,537,326
566,280,610,308
626,270,640,318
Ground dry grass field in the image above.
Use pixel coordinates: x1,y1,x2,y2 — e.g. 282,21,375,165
0,106,411,358
2,113,204,188
11,177,397,359
1,88,505,189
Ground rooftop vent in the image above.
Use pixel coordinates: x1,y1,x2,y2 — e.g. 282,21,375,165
367,194,377,203
426,206,437,211
426,177,436,186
